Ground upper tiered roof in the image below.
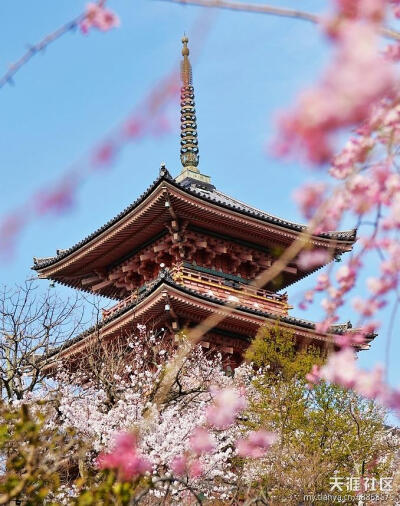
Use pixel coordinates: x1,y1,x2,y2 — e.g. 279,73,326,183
32,37,356,297
32,167,356,294
33,168,355,269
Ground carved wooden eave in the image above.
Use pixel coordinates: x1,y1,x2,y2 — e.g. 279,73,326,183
32,171,356,298
42,272,372,370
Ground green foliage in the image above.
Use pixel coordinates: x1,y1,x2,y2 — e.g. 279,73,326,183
0,403,148,505
245,324,324,380
72,472,139,506
0,403,65,505
240,325,398,505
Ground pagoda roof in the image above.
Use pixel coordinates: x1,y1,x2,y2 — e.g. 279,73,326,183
185,184,355,240
33,169,356,274
42,269,373,364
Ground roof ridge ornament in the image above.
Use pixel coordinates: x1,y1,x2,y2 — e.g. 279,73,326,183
176,36,214,190
159,162,171,178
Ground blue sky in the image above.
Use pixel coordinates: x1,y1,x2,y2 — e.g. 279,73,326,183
1,0,399,404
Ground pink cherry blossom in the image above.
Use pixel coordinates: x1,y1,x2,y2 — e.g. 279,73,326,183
308,348,394,409
333,0,385,22
321,297,338,313
170,454,188,476
356,365,386,399
336,264,356,291
170,454,204,479
97,432,152,480
319,348,358,388
315,273,330,291
330,136,374,179
80,2,120,34
236,430,278,458
386,389,400,412
276,20,395,164
315,317,336,334
297,249,332,270
189,460,203,479
293,182,326,219
352,297,385,316
206,387,247,429
347,173,379,214
35,179,77,216
0,212,26,259
367,276,396,295
384,43,400,61
335,332,366,348
92,142,116,169
189,427,216,455
306,364,321,386
382,195,400,229
123,118,145,139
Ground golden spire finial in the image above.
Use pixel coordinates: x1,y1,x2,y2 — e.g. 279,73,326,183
181,36,192,88
182,35,189,56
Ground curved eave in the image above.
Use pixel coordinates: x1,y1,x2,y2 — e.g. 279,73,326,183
43,274,373,364
32,174,356,293
174,180,356,243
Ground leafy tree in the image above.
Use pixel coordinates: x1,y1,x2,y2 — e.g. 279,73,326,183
237,325,399,505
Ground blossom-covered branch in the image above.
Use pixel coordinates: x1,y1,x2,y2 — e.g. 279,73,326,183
0,1,119,90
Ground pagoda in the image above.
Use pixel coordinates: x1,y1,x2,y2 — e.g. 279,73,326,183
33,37,372,367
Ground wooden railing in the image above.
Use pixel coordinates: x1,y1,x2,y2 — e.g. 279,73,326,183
102,291,139,319
171,264,288,315
102,263,289,320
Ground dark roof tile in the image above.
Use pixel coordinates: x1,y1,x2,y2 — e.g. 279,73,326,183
33,171,356,271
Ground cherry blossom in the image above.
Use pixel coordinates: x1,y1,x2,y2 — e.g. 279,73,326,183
297,249,332,270
80,2,120,34
330,136,374,179
206,387,247,429
306,364,321,387
48,340,250,500
315,273,331,291
316,347,358,388
335,332,366,348
97,432,152,480
189,427,216,455
367,276,396,295
306,348,400,414
34,178,77,216
170,455,188,476
276,4,395,165
336,264,357,291
236,430,278,458
293,182,326,220
189,460,203,479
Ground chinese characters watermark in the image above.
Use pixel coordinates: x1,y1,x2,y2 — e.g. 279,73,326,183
329,472,393,493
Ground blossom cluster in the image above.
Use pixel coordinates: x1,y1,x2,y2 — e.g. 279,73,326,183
39,329,277,501
80,2,120,34
276,0,395,164
307,347,400,414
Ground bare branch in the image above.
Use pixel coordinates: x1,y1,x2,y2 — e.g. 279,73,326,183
0,14,84,90
161,0,400,41
0,280,85,400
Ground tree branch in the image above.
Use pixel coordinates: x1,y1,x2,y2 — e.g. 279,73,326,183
161,0,400,42
0,0,110,90
0,15,84,90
